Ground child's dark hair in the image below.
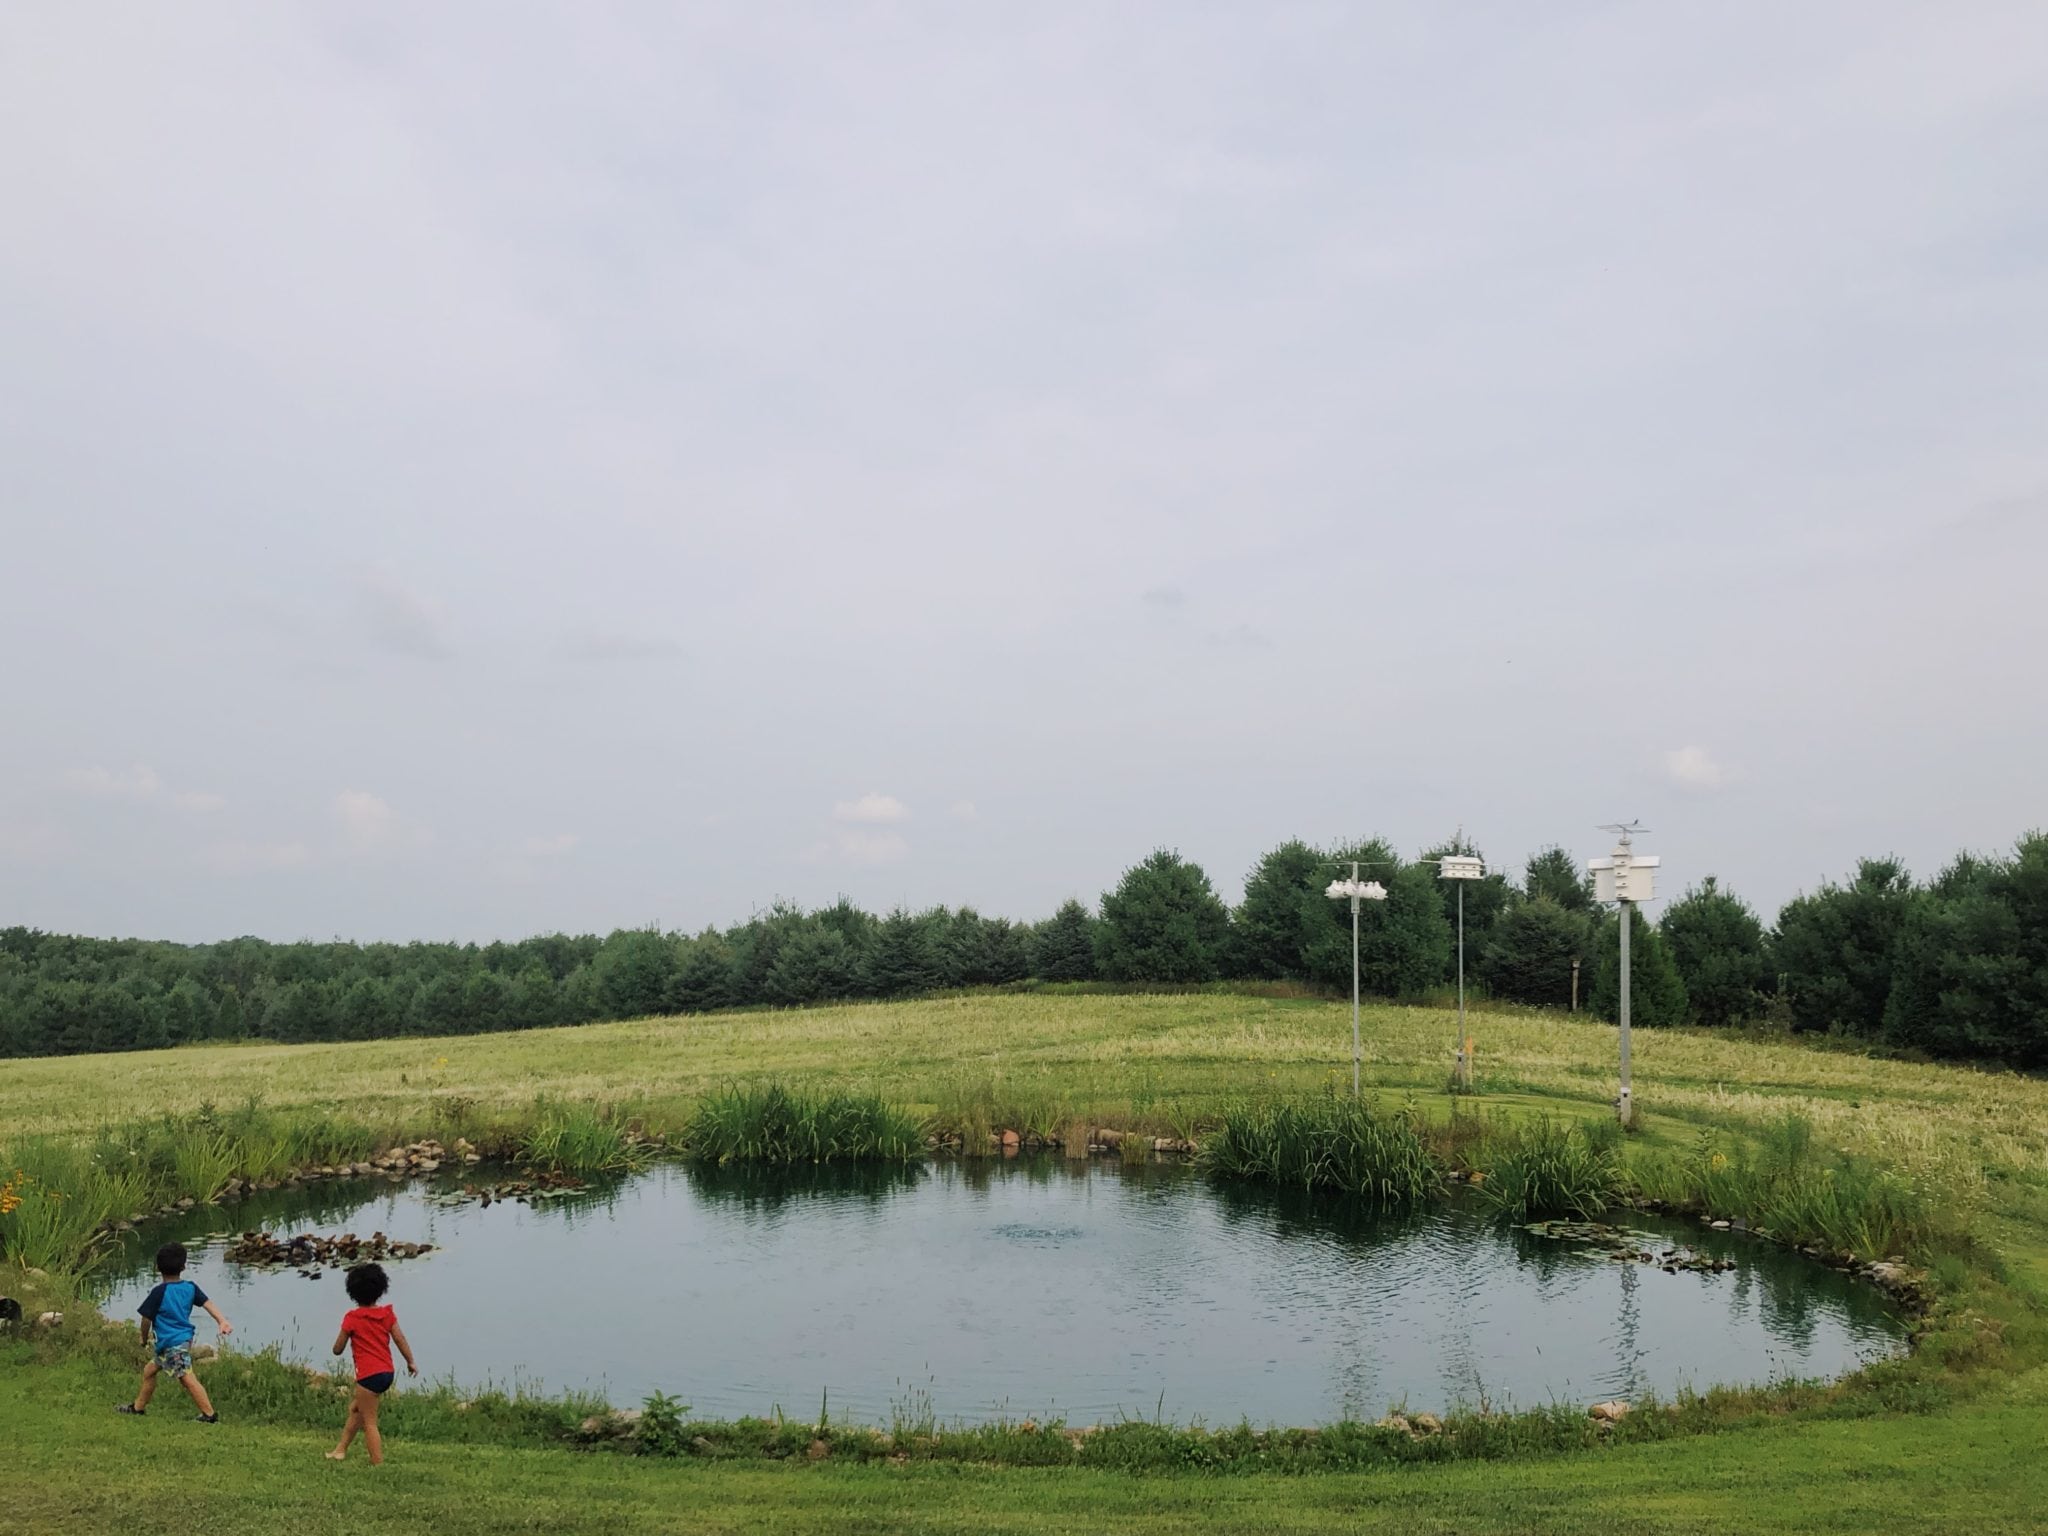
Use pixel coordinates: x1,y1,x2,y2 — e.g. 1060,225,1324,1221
344,1262,389,1306
155,1242,187,1277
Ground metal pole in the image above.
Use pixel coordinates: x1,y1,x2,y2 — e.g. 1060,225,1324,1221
1350,860,1361,1100
1455,880,1468,1088
1571,957,1580,1013
1617,899,1633,1126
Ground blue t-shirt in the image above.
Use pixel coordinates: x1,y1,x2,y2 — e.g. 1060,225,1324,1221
138,1279,208,1350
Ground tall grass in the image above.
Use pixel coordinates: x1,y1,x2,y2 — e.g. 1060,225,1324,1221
686,1084,925,1164
1199,1095,1438,1208
516,1101,651,1174
1640,1112,1937,1259
1474,1119,1628,1221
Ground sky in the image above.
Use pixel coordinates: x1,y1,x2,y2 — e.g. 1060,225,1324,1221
2,3,2044,944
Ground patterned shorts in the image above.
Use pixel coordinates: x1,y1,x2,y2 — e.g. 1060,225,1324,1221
152,1345,193,1379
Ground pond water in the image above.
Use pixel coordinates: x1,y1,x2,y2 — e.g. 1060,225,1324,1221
99,1159,1905,1427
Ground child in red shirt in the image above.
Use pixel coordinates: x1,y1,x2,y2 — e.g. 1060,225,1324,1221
326,1262,418,1464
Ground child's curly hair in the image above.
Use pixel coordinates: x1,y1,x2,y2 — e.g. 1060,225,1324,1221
344,1262,389,1306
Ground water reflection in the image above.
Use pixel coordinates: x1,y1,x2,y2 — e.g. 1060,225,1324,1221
96,1158,1905,1427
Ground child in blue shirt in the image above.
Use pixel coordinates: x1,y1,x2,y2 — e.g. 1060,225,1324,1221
117,1241,234,1423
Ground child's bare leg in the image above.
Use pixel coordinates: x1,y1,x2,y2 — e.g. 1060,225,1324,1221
180,1372,216,1417
360,1391,384,1465
329,1398,362,1458
132,1361,159,1411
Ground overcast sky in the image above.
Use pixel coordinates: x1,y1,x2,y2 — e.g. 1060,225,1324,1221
2,4,2044,944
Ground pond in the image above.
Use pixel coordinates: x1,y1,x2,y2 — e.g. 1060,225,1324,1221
98,1159,1906,1427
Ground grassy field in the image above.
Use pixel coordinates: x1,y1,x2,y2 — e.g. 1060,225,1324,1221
6,991,2048,1534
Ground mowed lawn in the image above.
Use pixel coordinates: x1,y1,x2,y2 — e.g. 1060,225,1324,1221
7,992,2048,1535
5,1350,2047,1536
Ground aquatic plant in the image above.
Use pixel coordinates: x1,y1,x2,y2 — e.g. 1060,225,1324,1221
686,1084,925,1164
1474,1119,1628,1220
1199,1095,1437,1208
516,1101,651,1175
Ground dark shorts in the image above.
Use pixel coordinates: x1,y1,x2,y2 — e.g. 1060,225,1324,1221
357,1372,394,1395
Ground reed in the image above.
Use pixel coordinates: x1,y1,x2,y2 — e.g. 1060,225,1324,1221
1474,1118,1628,1220
686,1083,925,1164
1199,1094,1438,1208
516,1101,651,1174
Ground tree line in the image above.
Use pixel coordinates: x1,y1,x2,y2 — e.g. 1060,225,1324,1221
2,830,2041,1067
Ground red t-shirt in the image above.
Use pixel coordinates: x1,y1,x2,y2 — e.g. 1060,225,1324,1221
341,1304,397,1378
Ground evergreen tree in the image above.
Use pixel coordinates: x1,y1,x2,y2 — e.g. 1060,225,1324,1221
1028,900,1098,982
1230,840,1325,980
864,907,946,998
1772,858,1915,1035
1884,834,2048,1065
1419,835,1516,982
1524,846,1595,912
668,931,738,1013
1302,840,1452,998
1588,907,1689,1027
1478,898,1591,1008
1660,876,1769,1027
1098,850,1231,984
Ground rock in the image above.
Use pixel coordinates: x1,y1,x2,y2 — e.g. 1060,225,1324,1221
691,1435,714,1452
35,1311,63,1328
999,1130,1020,1149
176,1197,196,1209
805,1438,830,1461
1411,1413,1443,1435
1709,1220,1730,1230
1376,1413,1411,1434
1154,1137,1174,1153
1095,1129,1123,1148
1589,1400,1630,1422
580,1414,610,1438
416,1159,440,1173
192,1345,217,1362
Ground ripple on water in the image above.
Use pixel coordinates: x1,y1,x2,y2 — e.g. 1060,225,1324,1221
94,1158,1908,1427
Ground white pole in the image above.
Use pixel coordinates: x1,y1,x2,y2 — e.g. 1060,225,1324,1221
1617,898,1633,1126
1456,879,1468,1089
1350,860,1361,1100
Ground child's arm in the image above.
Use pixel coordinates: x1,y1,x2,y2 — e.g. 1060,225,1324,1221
390,1321,419,1376
331,1326,350,1358
202,1299,234,1338
138,1317,153,1348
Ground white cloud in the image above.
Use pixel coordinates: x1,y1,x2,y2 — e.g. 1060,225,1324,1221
521,832,579,856
204,839,313,874
172,789,226,813
68,763,162,800
1663,745,1736,792
334,789,402,852
833,792,910,824
946,799,979,821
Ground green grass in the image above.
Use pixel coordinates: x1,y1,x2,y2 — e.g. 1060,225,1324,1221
5,990,2048,1532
